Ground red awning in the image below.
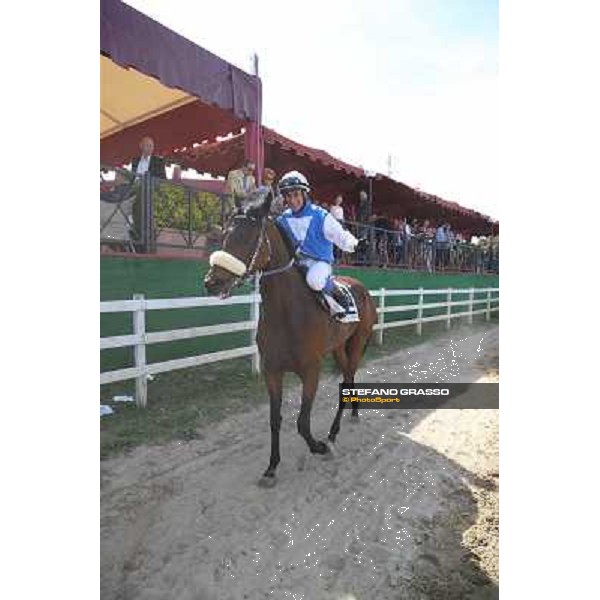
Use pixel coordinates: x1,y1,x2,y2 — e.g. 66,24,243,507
262,127,364,178
164,126,495,234
101,101,245,167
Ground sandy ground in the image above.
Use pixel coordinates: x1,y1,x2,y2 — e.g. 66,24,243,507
101,322,499,600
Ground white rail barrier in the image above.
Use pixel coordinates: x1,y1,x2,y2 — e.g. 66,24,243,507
101,286,499,406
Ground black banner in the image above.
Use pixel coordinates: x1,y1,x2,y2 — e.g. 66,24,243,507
338,383,498,409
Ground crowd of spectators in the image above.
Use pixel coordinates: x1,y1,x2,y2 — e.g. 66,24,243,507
337,213,499,273
101,136,498,272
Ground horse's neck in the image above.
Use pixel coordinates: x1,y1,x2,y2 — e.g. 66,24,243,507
259,222,305,306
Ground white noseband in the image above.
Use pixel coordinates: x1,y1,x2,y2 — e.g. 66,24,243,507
209,250,248,277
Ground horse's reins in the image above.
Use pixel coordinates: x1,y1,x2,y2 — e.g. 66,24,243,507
218,216,294,289
244,217,295,281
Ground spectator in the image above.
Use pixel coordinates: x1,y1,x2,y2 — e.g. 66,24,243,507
403,217,413,267
263,168,285,215
329,195,347,263
445,224,456,269
129,136,167,251
330,195,345,224
422,219,435,272
171,165,183,182
371,213,391,266
410,218,426,267
262,167,276,189
392,217,405,264
225,160,257,216
489,234,500,272
345,202,356,224
131,136,167,179
358,190,370,224
435,222,450,269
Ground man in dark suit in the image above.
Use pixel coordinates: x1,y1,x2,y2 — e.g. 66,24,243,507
130,136,167,251
131,136,167,179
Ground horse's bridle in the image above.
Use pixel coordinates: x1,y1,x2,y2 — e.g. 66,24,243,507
210,214,295,290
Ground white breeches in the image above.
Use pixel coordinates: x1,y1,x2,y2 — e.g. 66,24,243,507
299,258,332,291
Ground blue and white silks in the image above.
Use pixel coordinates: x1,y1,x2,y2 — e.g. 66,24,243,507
276,199,358,291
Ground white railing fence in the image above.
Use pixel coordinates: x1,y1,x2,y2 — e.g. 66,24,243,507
101,286,499,407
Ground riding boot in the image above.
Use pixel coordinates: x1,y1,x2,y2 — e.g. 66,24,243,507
327,284,359,322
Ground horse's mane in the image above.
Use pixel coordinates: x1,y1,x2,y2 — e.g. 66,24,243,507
242,191,299,267
272,218,297,260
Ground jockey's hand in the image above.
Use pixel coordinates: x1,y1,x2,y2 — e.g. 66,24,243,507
355,237,369,252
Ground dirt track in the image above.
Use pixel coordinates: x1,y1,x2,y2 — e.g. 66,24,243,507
101,322,499,600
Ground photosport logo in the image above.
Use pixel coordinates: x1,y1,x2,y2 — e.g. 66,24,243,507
338,383,499,409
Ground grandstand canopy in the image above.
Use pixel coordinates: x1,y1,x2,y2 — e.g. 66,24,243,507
99,0,493,235
173,127,495,235
100,0,261,166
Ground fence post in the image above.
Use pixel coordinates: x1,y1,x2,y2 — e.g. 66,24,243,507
468,288,475,325
376,288,385,345
446,288,452,330
486,289,491,321
416,287,424,336
250,275,261,374
132,293,147,408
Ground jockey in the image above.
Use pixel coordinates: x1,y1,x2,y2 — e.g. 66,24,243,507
276,171,361,323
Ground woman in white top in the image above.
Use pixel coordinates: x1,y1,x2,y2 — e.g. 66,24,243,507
330,194,345,223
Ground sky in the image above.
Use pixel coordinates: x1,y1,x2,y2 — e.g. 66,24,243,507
125,0,498,219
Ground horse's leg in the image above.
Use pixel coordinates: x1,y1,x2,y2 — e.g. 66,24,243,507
345,330,371,420
328,345,351,443
259,370,283,486
297,364,329,455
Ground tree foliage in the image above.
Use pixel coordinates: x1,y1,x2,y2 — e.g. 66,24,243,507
153,182,223,232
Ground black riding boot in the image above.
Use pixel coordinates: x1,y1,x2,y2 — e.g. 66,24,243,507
331,286,351,314
326,284,358,322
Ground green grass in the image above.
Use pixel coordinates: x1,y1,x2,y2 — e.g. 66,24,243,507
100,357,267,458
100,313,498,459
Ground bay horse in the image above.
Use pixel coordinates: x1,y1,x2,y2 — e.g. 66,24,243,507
204,192,377,486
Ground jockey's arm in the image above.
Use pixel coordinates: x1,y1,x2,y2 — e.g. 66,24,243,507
323,213,359,252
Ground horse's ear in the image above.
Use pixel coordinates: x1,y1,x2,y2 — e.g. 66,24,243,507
260,188,274,217
244,186,273,218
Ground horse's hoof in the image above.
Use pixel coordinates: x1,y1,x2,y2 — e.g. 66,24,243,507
258,474,277,488
321,443,336,461
312,440,330,455
350,414,360,424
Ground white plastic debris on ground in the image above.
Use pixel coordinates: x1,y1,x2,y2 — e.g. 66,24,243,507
100,405,114,417
112,395,135,403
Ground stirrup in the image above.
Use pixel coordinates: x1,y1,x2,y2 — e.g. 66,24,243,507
324,288,359,323
336,310,360,323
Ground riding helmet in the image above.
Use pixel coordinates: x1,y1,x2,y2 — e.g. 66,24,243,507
279,171,310,194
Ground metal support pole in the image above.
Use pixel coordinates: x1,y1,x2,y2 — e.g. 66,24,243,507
139,174,148,253
148,176,156,253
